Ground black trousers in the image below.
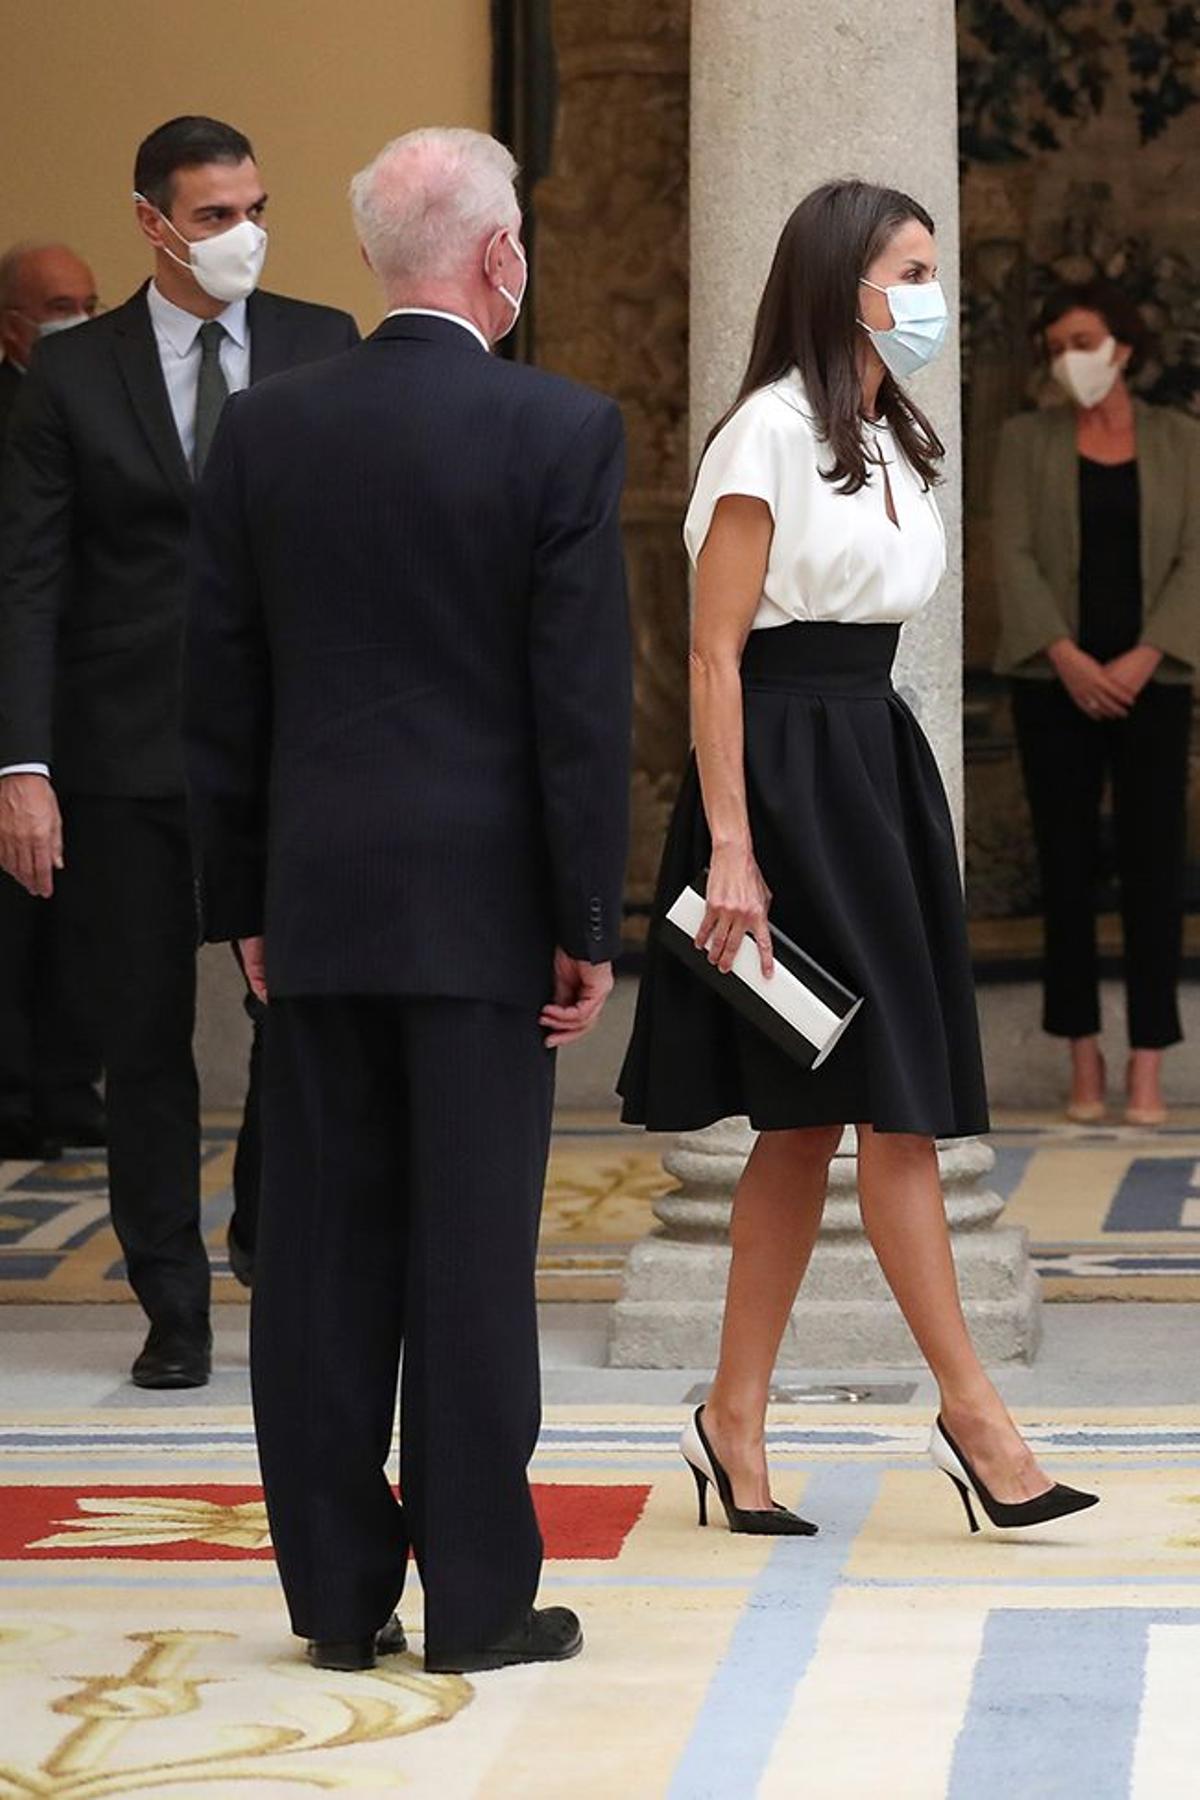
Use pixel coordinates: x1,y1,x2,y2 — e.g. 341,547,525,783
55,796,208,1324
0,875,99,1115
1011,678,1192,1047
251,995,554,1653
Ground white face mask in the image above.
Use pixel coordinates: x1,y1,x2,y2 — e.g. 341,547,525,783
14,312,89,340
1051,337,1121,410
488,228,527,340
858,277,950,380
136,193,268,304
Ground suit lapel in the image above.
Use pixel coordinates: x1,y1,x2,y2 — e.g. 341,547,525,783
111,287,192,503
247,291,292,384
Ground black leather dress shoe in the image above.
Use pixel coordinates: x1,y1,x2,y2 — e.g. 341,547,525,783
425,1606,583,1674
130,1323,213,1390
226,1219,254,1289
307,1613,408,1671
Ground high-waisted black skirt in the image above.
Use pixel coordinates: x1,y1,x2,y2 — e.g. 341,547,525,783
618,622,989,1138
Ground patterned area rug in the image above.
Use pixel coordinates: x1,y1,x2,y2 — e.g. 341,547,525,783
994,1118,1200,1301
3,1113,1200,1305
1,1404,1197,1797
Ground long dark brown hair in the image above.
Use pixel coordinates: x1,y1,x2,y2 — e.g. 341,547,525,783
705,180,945,494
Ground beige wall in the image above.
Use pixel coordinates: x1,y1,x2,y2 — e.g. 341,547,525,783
0,0,491,329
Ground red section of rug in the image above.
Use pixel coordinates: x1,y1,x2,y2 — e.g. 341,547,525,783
0,1483,650,1562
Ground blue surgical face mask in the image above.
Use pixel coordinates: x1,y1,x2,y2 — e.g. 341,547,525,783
858,277,949,380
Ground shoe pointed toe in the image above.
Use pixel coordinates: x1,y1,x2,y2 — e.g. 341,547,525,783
770,1503,819,1537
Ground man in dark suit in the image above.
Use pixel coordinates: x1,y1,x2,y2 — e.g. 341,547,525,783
186,126,631,1674
0,118,359,1388
0,241,104,1159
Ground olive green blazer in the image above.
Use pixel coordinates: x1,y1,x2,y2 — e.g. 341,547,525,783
992,399,1200,682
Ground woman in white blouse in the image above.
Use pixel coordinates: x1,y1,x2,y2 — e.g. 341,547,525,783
620,181,1097,1539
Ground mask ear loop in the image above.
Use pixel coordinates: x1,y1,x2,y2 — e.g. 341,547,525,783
133,191,195,274
487,228,527,326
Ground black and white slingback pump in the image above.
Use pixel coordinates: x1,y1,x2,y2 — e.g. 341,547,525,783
929,1415,1099,1534
680,1406,818,1537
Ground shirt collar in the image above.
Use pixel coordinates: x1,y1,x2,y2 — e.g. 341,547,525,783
385,307,490,353
147,280,249,355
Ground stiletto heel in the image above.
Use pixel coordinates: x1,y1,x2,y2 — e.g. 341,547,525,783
929,1416,1098,1534
690,1460,709,1526
679,1406,818,1537
947,1474,979,1534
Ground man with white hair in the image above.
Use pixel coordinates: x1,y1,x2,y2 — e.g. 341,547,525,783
186,128,631,1674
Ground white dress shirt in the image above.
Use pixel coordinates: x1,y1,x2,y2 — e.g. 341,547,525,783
3,285,253,781
385,307,490,352
146,280,251,467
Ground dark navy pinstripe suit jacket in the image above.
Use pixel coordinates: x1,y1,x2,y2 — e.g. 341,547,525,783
184,312,631,1006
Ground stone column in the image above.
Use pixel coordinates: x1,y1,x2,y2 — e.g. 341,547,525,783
608,0,1042,1368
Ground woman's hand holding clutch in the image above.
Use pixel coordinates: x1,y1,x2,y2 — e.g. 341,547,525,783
696,843,775,979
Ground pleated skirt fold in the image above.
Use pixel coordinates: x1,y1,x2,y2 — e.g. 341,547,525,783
617,622,990,1138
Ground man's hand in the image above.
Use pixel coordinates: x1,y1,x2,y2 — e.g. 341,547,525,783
539,950,614,1048
0,774,63,898
1046,639,1131,719
238,936,268,1004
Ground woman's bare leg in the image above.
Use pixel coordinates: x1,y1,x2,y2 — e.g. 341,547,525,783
1069,1034,1106,1111
702,1123,842,1509
1127,1047,1165,1116
855,1125,1050,1501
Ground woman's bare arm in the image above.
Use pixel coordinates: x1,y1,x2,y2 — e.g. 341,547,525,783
690,494,776,976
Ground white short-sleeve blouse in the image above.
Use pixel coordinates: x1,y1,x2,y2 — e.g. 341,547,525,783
683,370,946,630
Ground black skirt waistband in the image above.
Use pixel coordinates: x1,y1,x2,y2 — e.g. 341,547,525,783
740,622,900,696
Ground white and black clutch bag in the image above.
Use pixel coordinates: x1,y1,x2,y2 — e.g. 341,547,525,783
660,885,863,1070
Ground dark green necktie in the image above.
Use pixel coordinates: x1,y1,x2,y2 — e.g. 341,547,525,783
193,319,229,478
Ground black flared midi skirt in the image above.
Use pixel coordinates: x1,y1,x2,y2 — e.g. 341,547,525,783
618,622,989,1138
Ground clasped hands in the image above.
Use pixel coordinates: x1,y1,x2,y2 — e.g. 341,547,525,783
1047,640,1162,719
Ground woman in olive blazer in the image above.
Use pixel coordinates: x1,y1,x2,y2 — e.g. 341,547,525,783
993,279,1199,1125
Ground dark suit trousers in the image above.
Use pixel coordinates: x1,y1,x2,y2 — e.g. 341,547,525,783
1011,678,1192,1047
56,796,208,1323
251,995,553,1651
0,876,99,1111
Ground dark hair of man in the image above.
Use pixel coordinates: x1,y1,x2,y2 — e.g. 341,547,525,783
1038,279,1153,376
704,179,945,495
134,116,255,217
